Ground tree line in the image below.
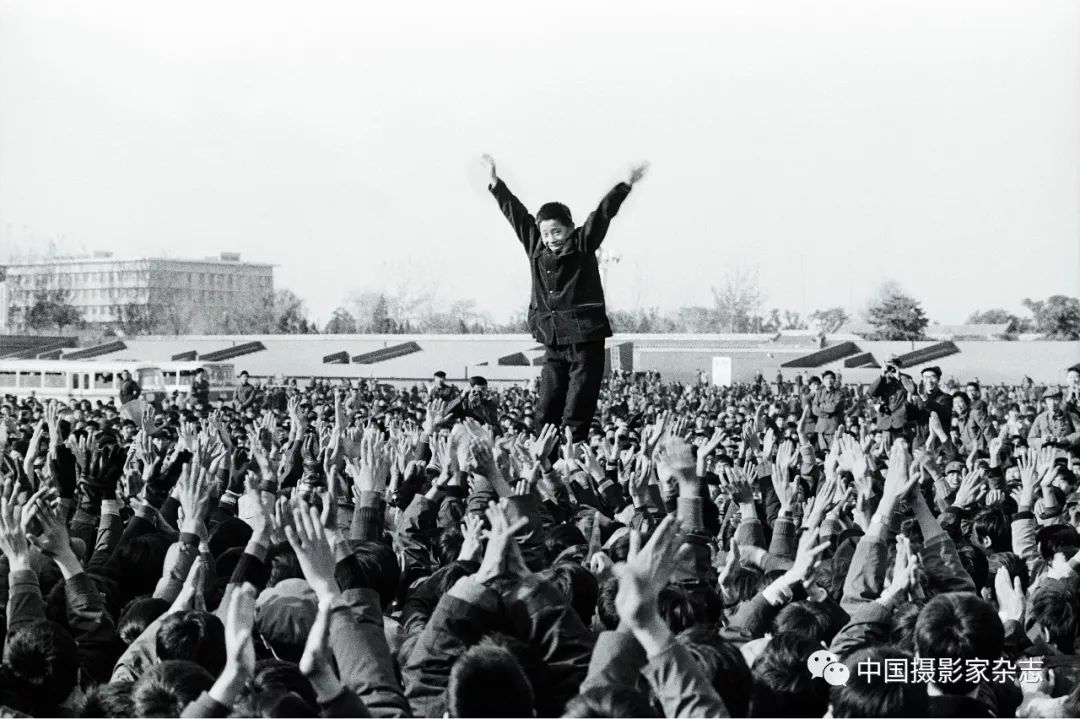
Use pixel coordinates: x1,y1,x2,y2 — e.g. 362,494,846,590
8,270,1080,341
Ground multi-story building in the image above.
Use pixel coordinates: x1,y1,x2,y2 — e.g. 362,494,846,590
1,252,274,331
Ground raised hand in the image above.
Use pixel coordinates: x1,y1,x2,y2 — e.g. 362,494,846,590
284,499,337,599
612,515,685,631
953,468,986,510
530,424,560,469
457,513,484,563
473,500,530,584
480,154,497,186
770,461,799,514
176,469,211,535
994,565,1026,624
423,399,449,436
627,162,649,186
0,480,29,568
207,582,257,708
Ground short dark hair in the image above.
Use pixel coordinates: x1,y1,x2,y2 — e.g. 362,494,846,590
350,540,401,610
972,508,1010,553
985,552,1030,601
657,583,709,634
562,687,658,718
118,596,170,645
773,601,836,646
542,562,599,628
448,643,535,718
830,646,928,717
914,593,1004,694
132,660,214,718
751,634,829,717
1029,582,1079,653
955,543,989,593
536,202,573,228
2,620,80,710
1035,525,1080,563
677,625,752,716
155,610,226,676
78,680,135,718
822,371,836,380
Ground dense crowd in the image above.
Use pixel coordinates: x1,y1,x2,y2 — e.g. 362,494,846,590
1,362,1080,717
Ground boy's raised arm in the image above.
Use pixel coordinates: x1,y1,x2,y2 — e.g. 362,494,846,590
483,154,539,253
581,162,648,253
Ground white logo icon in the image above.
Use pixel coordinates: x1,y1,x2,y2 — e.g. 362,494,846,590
807,649,850,686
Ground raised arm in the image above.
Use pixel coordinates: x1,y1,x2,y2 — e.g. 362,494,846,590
581,162,647,253
483,154,540,254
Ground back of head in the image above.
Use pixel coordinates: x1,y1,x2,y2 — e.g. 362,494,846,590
750,634,829,717
448,643,535,718
830,646,928,718
155,610,226,675
657,583,708,633
972,507,1010,553
562,687,658,718
954,543,989,593
79,680,135,718
107,533,171,599
914,592,1004,694
119,596,170,645
541,561,599,628
1035,524,1080,562
677,624,752,717
773,601,836,646
133,660,214,718
545,524,588,564
1,620,80,712
1029,582,1080,653
351,540,402,610
596,576,620,631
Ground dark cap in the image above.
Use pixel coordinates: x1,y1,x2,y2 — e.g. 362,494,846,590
945,461,965,474
921,366,942,378
1043,387,1063,400
469,376,488,387
433,371,446,379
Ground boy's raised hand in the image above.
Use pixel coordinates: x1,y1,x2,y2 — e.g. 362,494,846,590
481,154,497,187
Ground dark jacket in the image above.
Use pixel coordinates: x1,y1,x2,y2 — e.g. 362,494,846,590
490,178,631,346
868,375,913,430
812,387,845,435
916,388,954,433
190,375,210,404
120,378,141,404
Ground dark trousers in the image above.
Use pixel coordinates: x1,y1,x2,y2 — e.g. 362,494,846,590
537,340,606,442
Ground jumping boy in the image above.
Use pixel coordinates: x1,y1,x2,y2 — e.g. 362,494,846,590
481,154,648,442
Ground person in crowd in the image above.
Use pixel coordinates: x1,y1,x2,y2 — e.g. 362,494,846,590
189,369,211,408
234,371,257,414
119,370,142,406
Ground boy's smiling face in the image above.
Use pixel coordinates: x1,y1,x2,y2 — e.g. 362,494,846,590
538,218,572,252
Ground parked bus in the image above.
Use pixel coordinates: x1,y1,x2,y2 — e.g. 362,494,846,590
157,361,237,402
0,360,167,403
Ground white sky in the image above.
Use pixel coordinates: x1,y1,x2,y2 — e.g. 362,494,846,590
1,0,1077,326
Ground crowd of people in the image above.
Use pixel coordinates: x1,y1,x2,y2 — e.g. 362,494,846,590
1,361,1080,717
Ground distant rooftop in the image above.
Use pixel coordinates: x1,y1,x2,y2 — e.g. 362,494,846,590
836,322,1014,339
3,252,273,268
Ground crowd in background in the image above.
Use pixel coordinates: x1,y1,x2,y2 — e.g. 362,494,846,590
1,361,1080,717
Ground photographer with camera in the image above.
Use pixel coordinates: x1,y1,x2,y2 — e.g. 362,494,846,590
868,360,917,443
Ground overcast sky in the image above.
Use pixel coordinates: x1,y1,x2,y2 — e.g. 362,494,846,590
1,0,1077,326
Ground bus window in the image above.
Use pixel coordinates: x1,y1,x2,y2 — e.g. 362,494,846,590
0,372,15,387
73,374,80,390
94,372,115,390
44,372,65,388
209,365,235,384
138,368,164,389
17,371,41,388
